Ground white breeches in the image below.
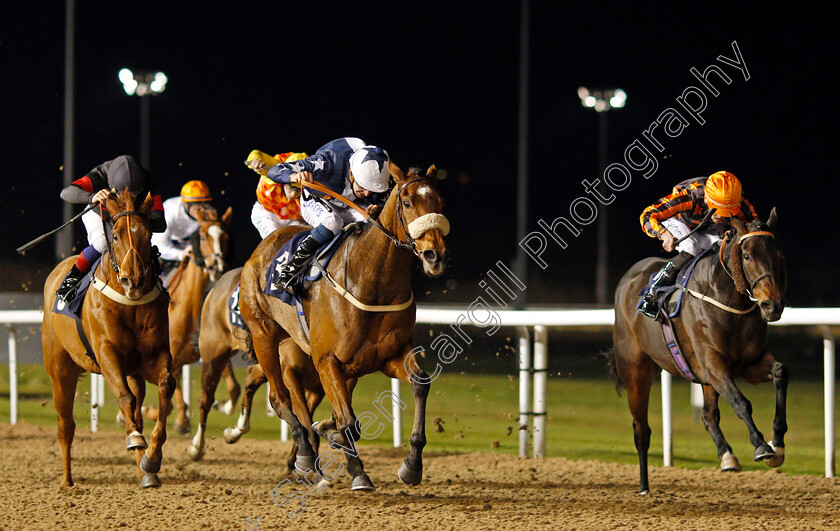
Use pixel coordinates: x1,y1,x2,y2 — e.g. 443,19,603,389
662,218,722,256
81,209,109,254
301,197,364,235
250,202,305,239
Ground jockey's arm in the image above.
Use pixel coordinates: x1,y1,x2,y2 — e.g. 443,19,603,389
639,190,693,238
150,204,185,261
267,154,331,186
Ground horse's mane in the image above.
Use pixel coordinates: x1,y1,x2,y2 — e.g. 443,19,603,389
727,217,772,295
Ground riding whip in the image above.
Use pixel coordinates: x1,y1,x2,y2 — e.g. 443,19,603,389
16,203,96,255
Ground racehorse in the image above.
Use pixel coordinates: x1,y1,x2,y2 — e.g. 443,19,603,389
42,190,175,488
609,208,787,494
187,267,330,474
143,204,234,434
238,163,448,490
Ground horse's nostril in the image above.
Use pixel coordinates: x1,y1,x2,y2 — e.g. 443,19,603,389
423,250,438,263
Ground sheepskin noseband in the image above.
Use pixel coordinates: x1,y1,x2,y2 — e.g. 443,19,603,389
407,213,450,239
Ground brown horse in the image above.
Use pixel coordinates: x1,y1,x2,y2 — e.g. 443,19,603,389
42,190,175,488
239,163,448,490
143,205,235,434
610,208,787,494
187,266,328,474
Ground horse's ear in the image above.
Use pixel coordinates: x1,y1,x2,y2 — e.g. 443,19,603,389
139,192,154,215
426,164,437,180
103,190,122,214
730,216,748,236
222,206,233,227
766,207,778,231
389,160,406,184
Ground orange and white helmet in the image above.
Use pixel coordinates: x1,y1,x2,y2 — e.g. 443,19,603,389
704,171,742,217
180,180,212,202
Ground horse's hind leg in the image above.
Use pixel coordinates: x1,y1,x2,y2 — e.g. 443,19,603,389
742,353,788,467
382,346,429,488
705,354,774,461
172,377,191,436
188,355,228,460
700,385,740,471
140,350,176,488
615,348,658,494
46,350,83,488
224,363,265,444
218,360,241,415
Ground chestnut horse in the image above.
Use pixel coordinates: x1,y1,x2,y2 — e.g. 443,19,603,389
143,205,235,434
239,163,448,490
42,190,175,488
187,266,328,474
609,208,787,494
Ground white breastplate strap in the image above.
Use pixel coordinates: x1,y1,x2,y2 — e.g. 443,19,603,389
320,268,414,312
90,276,163,305
681,286,757,314
407,213,450,239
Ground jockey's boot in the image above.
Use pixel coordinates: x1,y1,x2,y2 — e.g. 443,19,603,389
56,265,86,303
638,251,693,319
273,235,322,295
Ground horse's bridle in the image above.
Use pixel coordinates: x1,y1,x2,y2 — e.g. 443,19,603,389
719,229,776,302
102,209,150,277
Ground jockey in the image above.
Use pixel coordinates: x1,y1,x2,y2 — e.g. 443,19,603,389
150,180,214,280
266,137,390,294
637,171,758,318
56,155,165,302
244,150,307,239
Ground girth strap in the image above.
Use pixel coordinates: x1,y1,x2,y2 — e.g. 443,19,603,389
74,318,100,369
659,314,699,383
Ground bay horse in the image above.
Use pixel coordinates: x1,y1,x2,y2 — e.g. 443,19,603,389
239,162,448,490
187,266,329,475
42,190,175,488
142,204,235,434
610,208,787,494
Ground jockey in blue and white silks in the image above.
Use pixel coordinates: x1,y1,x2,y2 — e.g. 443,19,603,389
267,137,390,294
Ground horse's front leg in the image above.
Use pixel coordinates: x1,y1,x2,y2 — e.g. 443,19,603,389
313,353,372,491
99,347,147,453
705,353,775,461
224,363,266,444
219,360,242,415
127,374,147,478
700,384,740,471
382,345,429,487
742,352,788,467
139,349,176,488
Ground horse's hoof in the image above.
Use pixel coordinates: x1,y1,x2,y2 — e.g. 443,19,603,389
140,473,161,488
223,427,242,444
351,474,375,491
187,444,204,461
753,443,775,461
126,431,148,451
174,420,191,436
397,461,422,486
720,451,742,472
764,443,785,467
315,475,331,491
638,489,650,495
140,454,161,474
295,454,316,474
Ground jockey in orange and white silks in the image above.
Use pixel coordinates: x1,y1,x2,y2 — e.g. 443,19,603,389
264,137,390,294
637,171,759,318
57,155,165,302
150,180,214,277
245,150,307,239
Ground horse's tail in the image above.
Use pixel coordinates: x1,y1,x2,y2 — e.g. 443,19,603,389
602,346,624,395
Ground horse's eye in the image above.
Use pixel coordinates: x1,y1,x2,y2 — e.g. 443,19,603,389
403,200,411,208
743,253,750,261
112,233,119,241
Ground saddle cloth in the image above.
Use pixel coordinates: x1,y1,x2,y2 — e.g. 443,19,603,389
228,281,248,331
263,229,350,305
52,259,100,318
636,246,714,319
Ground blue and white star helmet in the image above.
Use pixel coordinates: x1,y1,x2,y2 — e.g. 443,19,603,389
349,146,390,193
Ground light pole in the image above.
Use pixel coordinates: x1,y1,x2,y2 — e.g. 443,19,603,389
577,87,627,305
118,68,167,168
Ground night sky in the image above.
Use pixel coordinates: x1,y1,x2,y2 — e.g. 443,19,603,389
2,3,836,305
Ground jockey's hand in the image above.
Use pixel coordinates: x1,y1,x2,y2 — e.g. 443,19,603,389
90,189,113,205
181,247,193,261
247,159,266,172
292,171,314,185
365,204,380,216
661,230,677,252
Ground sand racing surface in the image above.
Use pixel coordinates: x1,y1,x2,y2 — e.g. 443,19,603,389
1,422,838,530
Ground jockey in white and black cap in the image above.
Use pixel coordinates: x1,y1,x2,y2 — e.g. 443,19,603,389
265,137,390,294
